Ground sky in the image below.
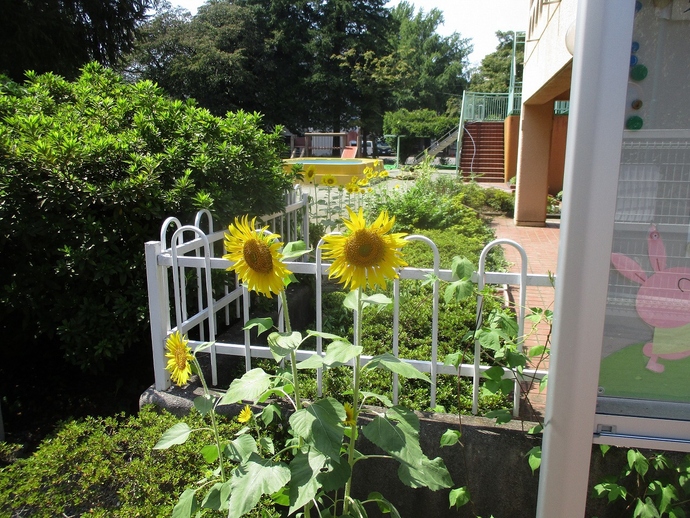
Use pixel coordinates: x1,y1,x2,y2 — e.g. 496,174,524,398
171,0,529,67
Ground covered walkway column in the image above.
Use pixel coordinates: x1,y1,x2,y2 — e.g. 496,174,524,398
514,101,554,226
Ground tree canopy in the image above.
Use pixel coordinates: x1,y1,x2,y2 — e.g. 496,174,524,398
469,31,524,93
123,0,472,135
0,0,153,81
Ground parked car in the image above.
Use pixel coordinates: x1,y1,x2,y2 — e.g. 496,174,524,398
365,140,393,156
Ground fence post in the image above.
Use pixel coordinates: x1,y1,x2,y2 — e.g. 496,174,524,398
145,240,171,391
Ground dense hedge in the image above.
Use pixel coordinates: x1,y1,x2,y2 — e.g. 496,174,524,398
0,63,291,371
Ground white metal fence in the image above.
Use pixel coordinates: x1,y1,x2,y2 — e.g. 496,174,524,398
145,192,551,415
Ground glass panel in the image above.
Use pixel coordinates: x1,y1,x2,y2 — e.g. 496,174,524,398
598,0,690,420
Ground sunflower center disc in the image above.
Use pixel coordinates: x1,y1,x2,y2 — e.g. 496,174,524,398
243,239,274,274
345,229,384,267
174,348,187,369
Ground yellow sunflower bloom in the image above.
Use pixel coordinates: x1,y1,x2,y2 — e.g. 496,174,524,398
358,178,369,187
237,404,253,423
373,160,381,168
343,402,357,426
322,174,337,187
165,331,194,386
223,216,291,298
305,166,316,183
345,183,357,194
320,207,408,291
379,170,389,178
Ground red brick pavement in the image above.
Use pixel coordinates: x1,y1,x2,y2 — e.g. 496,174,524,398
489,216,560,420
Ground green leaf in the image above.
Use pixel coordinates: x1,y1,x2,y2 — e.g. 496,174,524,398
449,487,471,509
592,481,628,502
154,422,192,449
221,368,272,405
440,429,462,447
317,454,352,492
476,328,502,351
365,353,430,382
528,424,543,435
633,497,661,518
224,434,258,463
444,352,463,368
361,293,392,307
243,317,274,336
172,488,198,518
362,409,451,491
307,330,347,341
368,492,402,517
397,456,453,491
539,374,548,392
268,331,303,361
450,256,475,281
323,340,363,367
193,394,215,416
483,365,506,382
359,390,393,407
288,449,327,514
362,415,406,452
599,444,611,457
528,345,547,358
200,481,231,511
658,483,679,514
485,409,513,425
259,403,282,426
343,290,360,311
628,449,649,477
227,453,291,518
670,507,687,518
444,279,475,303
289,398,346,458
282,240,310,260
201,444,220,464
526,446,542,474
296,353,325,370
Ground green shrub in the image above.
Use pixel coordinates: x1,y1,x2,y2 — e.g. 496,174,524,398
0,407,280,517
0,64,292,371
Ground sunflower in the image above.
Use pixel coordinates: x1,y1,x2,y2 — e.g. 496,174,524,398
320,207,408,291
305,166,316,183
363,167,374,179
223,216,291,298
165,331,194,386
378,170,389,178
345,183,357,194
358,177,369,187
237,404,253,423
343,402,357,427
322,174,337,187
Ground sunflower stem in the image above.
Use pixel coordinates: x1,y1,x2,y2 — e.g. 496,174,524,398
343,288,363,515
280,290,301,409
192,356,226,482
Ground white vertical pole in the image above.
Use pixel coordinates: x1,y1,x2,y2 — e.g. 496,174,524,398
145,241,171,391
536,0,635,516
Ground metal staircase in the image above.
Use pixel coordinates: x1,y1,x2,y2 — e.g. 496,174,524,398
410,126,459,165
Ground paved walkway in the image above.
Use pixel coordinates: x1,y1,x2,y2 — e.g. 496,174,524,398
490,216,561,421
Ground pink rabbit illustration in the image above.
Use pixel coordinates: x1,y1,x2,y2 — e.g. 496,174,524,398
611,225,690,372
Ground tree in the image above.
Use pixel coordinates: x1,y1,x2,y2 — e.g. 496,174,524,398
306,0,395,134
469,31,524,93
126,0,316,130
0,0,153,81
388,1,472,114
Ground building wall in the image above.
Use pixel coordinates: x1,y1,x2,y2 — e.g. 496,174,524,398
523,0,578,104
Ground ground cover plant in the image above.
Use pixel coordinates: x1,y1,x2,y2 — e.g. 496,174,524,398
0,406,282,517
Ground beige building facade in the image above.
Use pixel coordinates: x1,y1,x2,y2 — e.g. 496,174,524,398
515,0,577,226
